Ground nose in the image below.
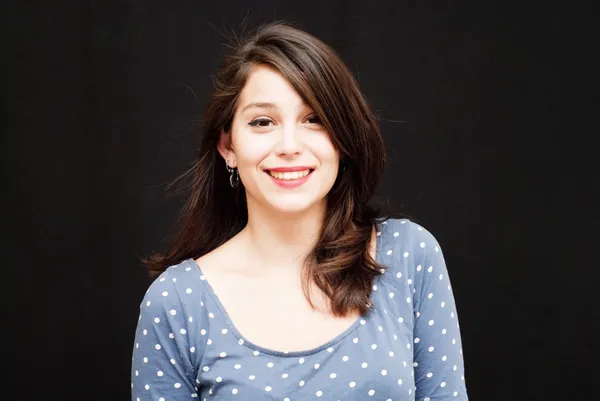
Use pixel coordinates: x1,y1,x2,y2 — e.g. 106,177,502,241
274,124,303,156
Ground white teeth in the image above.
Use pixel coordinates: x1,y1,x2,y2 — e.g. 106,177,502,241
269,170,311,180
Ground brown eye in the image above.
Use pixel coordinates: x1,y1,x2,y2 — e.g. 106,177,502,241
248,118,274,127
307,115,321,124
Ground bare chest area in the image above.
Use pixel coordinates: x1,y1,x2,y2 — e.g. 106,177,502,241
196,262,360,352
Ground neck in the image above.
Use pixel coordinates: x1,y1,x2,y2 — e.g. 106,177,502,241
238,198,327,273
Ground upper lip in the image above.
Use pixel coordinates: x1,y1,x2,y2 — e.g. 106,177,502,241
265,166,314,172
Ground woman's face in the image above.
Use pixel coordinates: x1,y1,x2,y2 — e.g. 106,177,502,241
219,64,339,215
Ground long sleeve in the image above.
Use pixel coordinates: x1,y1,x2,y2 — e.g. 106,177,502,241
131,269,201,400
411,224,468,400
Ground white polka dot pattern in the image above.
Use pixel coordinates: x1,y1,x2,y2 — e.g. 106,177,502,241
131,219,468,400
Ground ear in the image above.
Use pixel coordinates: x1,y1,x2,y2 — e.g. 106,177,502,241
217,129,236,168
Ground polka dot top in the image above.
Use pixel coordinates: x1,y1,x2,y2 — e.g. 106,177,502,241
131,218,468,400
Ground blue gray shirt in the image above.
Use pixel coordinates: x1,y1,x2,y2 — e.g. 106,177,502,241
131,218,468,400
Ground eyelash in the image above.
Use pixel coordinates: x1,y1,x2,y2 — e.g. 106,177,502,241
248,115,321,127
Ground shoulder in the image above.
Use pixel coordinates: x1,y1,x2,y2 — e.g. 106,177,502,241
134,259,212,381
138,259,211,324
376,218,448,290
377,217,443,252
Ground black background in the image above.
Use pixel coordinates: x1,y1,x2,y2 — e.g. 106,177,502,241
6,1,592,400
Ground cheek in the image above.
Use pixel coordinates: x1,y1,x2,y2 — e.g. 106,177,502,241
231,132,271,166
309,134,339,164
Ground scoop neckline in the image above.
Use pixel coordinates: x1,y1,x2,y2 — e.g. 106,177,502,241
188,221,385,358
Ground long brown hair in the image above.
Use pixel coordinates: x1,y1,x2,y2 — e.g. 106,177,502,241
144,21,388,317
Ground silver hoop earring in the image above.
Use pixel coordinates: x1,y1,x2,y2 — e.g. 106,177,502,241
225,161,239,188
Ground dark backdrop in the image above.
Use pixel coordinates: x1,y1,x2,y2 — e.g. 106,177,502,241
6,1,590,400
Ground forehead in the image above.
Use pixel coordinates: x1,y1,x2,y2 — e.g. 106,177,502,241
238,65,306,110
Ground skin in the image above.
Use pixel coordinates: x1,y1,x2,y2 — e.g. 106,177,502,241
195,64,375,351
216,64,341,274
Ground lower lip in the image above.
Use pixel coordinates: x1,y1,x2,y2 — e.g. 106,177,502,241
266,171,313,188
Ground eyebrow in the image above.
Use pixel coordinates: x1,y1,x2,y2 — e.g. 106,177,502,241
240,102,278,113
240,101,311,114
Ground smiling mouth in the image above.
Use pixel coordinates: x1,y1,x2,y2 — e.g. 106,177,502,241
264,169,314,180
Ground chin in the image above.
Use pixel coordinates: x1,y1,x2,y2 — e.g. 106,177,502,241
265,196,325,215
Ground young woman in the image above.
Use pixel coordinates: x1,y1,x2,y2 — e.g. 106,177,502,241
131,22,468,401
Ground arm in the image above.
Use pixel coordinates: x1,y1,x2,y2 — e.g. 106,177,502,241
131,272,199,400
411,224,469,400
